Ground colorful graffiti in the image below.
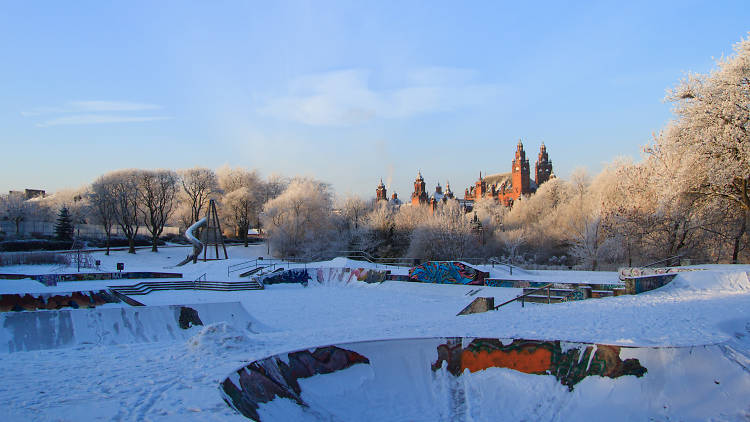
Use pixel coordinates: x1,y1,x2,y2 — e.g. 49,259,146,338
313,268,389,285
33,272,182,286
432,338,646,390
0,290,121,312
409,261,488,285
260,269,311,286
221,346,370,421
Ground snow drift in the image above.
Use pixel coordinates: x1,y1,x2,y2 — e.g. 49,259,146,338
0,301,264,353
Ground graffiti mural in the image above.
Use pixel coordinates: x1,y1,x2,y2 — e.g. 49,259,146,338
313,268,389,285
0,290,121,312
432,338,646,390
260,269,311,286
409,262,488,285
221,346,370,421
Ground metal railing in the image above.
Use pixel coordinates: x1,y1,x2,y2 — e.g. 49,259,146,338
643,255,683,268
494,283,553,309
335,250,418,267
227,257,309,277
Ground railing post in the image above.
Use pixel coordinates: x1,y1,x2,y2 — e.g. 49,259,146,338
547,286,551,304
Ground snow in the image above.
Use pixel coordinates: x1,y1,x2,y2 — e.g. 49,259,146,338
1,246,749,420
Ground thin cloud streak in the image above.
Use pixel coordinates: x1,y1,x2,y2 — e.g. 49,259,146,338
21,100,162,117
37,114,171,127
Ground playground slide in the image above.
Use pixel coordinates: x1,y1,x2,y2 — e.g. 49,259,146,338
176,217,207,266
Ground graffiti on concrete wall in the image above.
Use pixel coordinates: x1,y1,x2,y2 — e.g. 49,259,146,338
221,346,370,421
432,338,646,390
313,268,389,285
0,290,121,312
624,274,678,294
261,269,311,286
409,262,488,285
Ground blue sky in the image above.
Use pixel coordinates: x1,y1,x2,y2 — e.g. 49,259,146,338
1,1,748,200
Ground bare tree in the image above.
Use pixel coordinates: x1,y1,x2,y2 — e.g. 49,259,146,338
90,176,117,255
139,170,179,252
106,170,142,254
179,167,219,225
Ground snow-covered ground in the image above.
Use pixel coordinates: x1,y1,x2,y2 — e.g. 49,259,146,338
1,246,749,420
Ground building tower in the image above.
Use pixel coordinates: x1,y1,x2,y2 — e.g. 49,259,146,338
444,181,454,199
376,179,388,201
535,142,553,187
511,140,531,196
411,171,429,206
474,172,489,199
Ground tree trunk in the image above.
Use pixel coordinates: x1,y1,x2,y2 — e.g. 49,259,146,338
105,232,111,256
152,234,159,252
128,237,136,254
732,212,748,264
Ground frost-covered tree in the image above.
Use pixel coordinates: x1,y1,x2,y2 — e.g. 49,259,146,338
341,195,369,231
408,200,479,260
179,167,219,225
261,178,339,258
648,34,750,262
138,169,179,252
217,166,263,246
1,193,28,236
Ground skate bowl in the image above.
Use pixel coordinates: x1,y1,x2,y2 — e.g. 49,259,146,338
0,301,264,353
220,337,750,421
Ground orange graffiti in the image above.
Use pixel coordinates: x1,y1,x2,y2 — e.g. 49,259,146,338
461,346,552,374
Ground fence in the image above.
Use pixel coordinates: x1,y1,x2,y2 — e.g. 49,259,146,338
0,221,180,239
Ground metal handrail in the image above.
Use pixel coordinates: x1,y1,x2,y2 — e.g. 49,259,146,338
193,272,206,289
643,255,682,268
494,283,553,309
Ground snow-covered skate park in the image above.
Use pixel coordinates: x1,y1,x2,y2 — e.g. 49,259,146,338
1,237,749,421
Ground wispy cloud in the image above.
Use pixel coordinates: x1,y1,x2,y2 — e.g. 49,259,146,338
36,114,170,127
258,67,500,126
22,100,168,126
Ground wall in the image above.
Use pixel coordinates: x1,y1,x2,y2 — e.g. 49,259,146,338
0,290,121,312
261,269,311,285
33,271,182,286
624,274,678,294
409,262,488,285
261,268,390,286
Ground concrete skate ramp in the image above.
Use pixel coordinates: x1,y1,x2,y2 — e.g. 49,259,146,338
221,337,750,422
0,302,262,353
